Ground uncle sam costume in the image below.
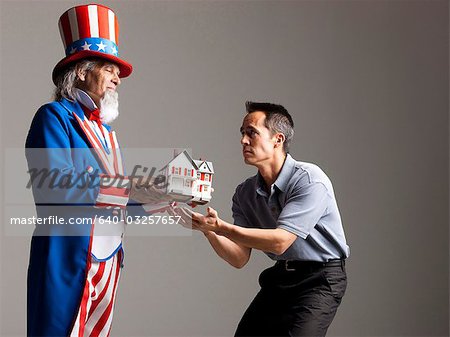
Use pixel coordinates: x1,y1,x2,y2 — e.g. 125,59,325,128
24,4,148,336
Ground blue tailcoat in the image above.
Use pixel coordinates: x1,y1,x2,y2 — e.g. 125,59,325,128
25,98,142,336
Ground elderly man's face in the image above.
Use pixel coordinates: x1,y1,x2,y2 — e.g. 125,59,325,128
79,62,121,105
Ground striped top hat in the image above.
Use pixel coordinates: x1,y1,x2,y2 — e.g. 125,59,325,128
52,4,132,84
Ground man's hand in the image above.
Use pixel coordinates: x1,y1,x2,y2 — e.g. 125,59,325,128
169,205,224,234
167,205,204,232
198,207,223,233
130,177,173,204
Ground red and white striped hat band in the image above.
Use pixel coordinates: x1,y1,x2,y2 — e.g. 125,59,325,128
52,4,132,83
59,4,120,57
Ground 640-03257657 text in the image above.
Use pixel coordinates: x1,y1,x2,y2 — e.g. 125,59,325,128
98,215,182,225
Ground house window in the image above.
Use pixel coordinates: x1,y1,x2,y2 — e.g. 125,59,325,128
204,186,208,192
205,174,209,181
185,180,190,187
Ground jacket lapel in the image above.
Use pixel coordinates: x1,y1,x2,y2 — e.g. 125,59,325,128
59,99,116,175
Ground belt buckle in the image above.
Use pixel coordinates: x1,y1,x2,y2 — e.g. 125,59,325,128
284,260,296,272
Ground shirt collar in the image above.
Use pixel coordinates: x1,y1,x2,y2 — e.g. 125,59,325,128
273,154,295,192
74,88,98,111
255,153,295,196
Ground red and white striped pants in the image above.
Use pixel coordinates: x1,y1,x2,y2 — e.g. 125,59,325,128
70,250,122,337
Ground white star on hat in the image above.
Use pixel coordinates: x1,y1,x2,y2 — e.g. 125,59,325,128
81,41,92,51
111,46,118,55
96,41,107,52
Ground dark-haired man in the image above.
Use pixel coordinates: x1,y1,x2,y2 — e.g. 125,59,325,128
174,101,349,336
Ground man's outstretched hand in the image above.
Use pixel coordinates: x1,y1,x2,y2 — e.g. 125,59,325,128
168,205,224,234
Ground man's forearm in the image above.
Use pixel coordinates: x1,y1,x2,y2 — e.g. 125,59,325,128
203,231,251,269
217,220,296,256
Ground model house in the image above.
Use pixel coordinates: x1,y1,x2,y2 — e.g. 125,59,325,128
161,150,214,205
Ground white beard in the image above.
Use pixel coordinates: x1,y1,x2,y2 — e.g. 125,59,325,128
99,90,119,124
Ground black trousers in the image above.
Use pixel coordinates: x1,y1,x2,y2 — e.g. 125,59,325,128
234,260,347,337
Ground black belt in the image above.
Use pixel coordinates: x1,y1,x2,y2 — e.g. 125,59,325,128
276,259,345,272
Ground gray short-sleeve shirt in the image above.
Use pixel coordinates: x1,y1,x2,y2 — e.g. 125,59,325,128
232,154,350,262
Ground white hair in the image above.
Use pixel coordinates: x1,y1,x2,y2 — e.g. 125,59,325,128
53,60,99,101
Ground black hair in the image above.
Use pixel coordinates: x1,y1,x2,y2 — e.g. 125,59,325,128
245,101,294,153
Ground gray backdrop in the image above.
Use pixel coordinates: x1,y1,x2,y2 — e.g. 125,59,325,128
0,0,448,336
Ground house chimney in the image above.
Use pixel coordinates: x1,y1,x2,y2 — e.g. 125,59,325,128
173,149,182,158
